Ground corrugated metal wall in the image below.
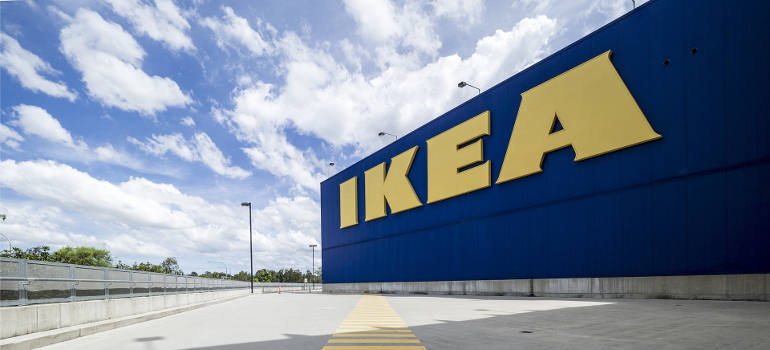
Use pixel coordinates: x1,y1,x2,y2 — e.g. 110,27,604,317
321,0,770,283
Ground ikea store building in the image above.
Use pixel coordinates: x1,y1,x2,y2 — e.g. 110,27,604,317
320,0,770,300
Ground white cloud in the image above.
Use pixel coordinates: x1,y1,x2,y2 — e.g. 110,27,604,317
343,0,400,43
343,0,441,59
11,104,78,148
0,32,77,101
513,0,641,34
0,202,73,250
0,159,319,270
218,15,558,162
0,160,194,228
241,131,324,193
0,123,24,150
106,0,194,52
180,116,195,127
200,6,272,56
432,0,484,25
59,9,191,115
128,132,251,179
8,104,162,174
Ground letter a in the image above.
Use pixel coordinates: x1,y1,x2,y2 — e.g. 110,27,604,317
497,50,662,184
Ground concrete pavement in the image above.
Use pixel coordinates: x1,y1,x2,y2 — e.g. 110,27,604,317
36,293,770,349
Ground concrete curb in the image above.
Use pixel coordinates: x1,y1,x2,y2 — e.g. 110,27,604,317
0,291,250,350
323,274,770,301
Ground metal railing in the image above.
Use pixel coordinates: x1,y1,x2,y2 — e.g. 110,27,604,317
0,257,312,307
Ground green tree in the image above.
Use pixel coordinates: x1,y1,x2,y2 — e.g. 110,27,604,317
232,271,251,282
160,257,183,275
131,261,163,273
0,246,54,261
52,246,112,267
254,269,274,282
275,268,304,283
189,271,198,276
200,271,228,279
114,260,131,270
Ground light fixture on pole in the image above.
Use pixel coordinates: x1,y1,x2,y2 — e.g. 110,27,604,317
458,81,481,95
241,202,253,293
0,233,11,252
0,215,10,252
309,244,317,291
378,131,397,140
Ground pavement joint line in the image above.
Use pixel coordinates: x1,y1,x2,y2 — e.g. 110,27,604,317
323,294,427,349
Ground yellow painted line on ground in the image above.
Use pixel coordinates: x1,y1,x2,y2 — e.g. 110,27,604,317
336,329,413,333
322,347,427,350
328,339,421,343
323,294,427,349
340,323,406,328
333,334,417,337
338,327,409,329
342,322,407,325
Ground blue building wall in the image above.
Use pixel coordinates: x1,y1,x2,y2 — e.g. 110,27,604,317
320,0,770,284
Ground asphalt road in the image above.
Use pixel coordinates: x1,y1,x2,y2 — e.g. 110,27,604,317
38,292,770,349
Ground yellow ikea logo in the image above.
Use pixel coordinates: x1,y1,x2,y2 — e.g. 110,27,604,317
339,51,661,228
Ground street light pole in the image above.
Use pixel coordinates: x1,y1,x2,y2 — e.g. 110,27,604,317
458,81,481,95
378,131,398,140
309,244,317,291
0,233,11,252
241,202,253,293
0,214,9,252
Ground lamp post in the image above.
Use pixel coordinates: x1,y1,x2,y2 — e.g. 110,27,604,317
458,81,481,95
241,202,253,293
0,215,10,252
309,244,317,291
0,233,11,252
378,131,397,140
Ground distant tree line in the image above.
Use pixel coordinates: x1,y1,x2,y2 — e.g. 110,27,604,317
1,246,113,267
1,245,321,283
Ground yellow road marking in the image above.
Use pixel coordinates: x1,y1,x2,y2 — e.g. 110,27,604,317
324,295,427,349
340,323,406,328
328,339,421,343
322,347,426,350
342,322,407,325
334,334,417,337
336,330,413,333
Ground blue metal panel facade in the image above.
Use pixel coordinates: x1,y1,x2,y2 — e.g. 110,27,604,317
320,0,770,283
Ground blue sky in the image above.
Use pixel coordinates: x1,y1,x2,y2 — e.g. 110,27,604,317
0,0,643,274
